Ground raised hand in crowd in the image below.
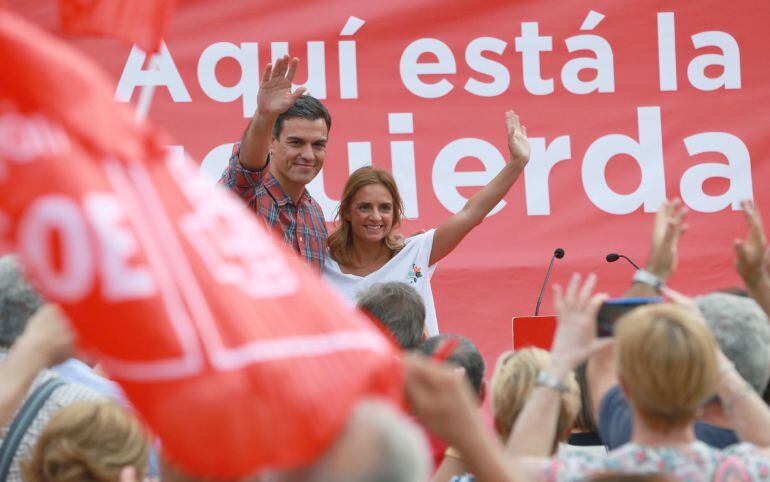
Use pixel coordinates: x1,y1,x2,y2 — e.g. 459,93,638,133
548,274,611,373
403,355,513,482
625,198,688,297
16,304,74,367
239,55,306,170
734,199,770,317
507,274,608,458
588,199,687,425
0,304,74,426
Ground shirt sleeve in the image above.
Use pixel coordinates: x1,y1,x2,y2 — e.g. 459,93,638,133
598,384,633,450
217,143,269,202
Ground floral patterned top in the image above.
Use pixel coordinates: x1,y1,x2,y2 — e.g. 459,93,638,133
542,442,770,482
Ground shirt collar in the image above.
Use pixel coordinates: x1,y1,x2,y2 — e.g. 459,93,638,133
264,172,311,207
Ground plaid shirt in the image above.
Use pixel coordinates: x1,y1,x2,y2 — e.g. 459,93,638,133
218,143,327,272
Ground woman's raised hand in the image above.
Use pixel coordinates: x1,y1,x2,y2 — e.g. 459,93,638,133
505,110,530,170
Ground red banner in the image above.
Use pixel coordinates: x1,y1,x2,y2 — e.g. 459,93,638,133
0,8,400,477
8,0,770,388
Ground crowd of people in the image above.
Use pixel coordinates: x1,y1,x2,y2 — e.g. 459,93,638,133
2,55,770,482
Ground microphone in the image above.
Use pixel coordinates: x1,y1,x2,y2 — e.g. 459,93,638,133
605,253,641,270
535,248,565,316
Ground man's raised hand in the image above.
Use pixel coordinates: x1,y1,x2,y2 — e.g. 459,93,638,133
239,55,305,169
256,55,306,117
505,110,530,170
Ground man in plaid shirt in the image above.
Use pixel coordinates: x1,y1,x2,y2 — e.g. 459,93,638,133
219,55,329,272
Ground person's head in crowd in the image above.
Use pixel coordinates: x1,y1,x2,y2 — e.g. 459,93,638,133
491,348,580,453
0,255,43,348
695,292,770,396
356,282,426,349
615,303,718,432
159,459,264,482
22,401,149,482
417,334,486,401
573,362,598,434
272,399,430,482
328,167,406,266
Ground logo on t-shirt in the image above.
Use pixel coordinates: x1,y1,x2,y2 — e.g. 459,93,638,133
407,264,423,284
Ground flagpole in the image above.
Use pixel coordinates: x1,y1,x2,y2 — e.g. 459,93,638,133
134,55,159,120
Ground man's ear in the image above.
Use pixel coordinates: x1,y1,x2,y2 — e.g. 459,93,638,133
421,328,429,341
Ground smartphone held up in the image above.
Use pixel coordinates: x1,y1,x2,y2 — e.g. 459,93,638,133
596,297,662,337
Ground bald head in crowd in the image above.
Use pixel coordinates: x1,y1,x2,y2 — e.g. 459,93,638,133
159,400,429,482
272,399,430,482
356,283,426,349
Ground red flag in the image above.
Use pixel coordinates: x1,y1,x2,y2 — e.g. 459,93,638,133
0,8,401,477
59,0,176,53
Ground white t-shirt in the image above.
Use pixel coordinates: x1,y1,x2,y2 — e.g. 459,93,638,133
323,229,439,336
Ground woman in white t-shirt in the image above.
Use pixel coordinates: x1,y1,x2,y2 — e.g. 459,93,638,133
323,110,530,335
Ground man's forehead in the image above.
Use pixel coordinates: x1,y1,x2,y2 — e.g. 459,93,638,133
281,117,328,139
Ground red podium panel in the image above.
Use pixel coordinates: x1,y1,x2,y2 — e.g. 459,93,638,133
512,316,556,350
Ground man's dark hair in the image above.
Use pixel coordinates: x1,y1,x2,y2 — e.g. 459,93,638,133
273,95,331,139
356,282,425,350
417,334,485,396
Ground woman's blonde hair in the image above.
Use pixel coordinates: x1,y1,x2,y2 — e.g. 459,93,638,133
615,303,719,432
328,167,405,266
23,401,149,482
491,348,580,453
